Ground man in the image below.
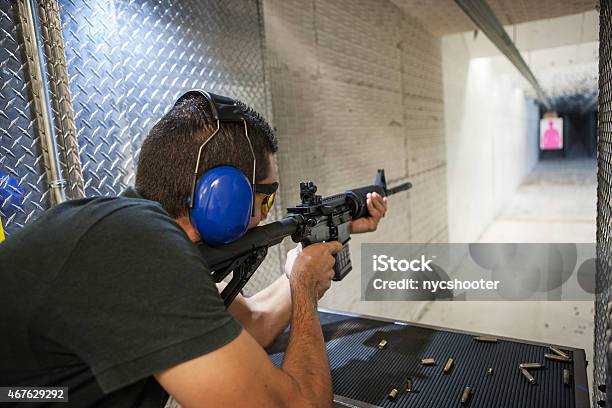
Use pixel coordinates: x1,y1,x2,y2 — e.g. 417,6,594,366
0,91,387,407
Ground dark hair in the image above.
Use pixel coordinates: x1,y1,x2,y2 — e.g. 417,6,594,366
135,93,278,218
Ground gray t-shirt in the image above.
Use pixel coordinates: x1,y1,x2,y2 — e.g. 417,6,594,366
0,189,241,407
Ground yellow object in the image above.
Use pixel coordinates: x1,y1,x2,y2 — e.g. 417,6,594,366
261,191,276,217
0,215,4,242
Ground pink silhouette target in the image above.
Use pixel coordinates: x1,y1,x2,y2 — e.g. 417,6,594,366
539,118,563,150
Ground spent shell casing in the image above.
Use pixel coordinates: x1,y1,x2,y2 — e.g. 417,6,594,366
378,339,388,350
549,346,570,359
519,363,544,369
563,369,570,386
421,358,435,366
520,367,536,385
487,367,493,376
388,388,399,400
460,387,471,405
404,377,414,393
443,357,454,374
474,336,498,343
544,353,572,363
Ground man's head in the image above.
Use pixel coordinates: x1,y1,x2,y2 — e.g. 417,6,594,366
135,92,278,241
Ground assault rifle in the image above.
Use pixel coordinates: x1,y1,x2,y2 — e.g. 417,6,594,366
198,169,412,306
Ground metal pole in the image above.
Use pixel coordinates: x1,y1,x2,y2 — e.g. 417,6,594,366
17,0,67,205
38,0,85,200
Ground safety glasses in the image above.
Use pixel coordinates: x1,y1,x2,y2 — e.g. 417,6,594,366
255,182,279,217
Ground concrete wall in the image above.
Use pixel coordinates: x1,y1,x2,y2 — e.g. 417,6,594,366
443,34,540,242
263,0,447,316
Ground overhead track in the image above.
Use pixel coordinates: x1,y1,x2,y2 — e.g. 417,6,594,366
455,0,553,111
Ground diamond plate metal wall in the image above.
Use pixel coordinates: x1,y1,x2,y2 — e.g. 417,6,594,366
0,1,51,235
54,0,282,293
58,0,134,197
598,0,612,405
58,0,270,196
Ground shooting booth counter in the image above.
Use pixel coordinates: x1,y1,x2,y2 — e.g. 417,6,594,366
266,310,590,408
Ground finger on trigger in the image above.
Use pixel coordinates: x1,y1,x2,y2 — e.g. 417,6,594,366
327,254,336,269
328,241,343,254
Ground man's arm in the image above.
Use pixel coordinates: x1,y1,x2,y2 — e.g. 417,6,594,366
156,329,318,408
221,275,291,348
156,241,342,408
281,260,333,404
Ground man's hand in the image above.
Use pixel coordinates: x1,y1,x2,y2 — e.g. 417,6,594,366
290,241,342,300
350,192,388,233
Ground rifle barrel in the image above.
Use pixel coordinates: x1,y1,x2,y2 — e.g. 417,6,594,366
387,182,412,195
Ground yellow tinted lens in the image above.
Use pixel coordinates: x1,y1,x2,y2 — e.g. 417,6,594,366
262,192,276,215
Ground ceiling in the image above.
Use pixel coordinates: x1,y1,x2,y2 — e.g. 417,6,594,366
391,0,599,36
527,42,599,111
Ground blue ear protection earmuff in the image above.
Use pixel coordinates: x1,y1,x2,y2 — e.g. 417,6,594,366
190,165,253,245
182,90,257,246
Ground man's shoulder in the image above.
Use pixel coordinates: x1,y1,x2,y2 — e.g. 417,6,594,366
57,195,195,263
0,195,182,269
54,194,174,233
75,195,177,233
69,193,166,216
